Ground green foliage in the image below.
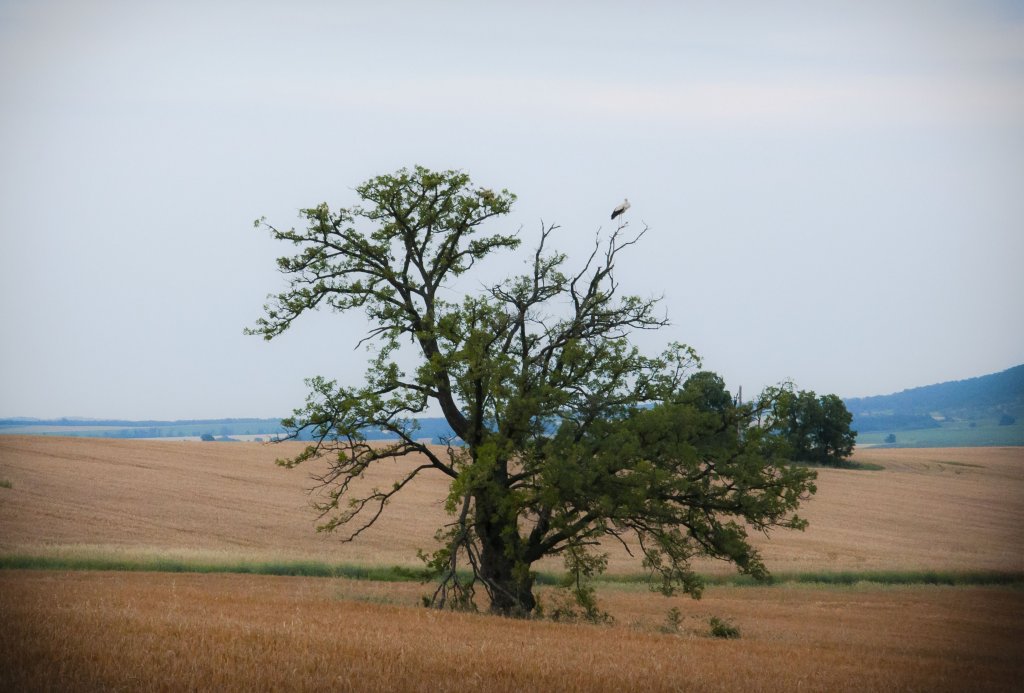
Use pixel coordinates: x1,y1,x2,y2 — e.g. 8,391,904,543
250,165,818,616
884,433,896,444
708,616,740,639
546,544,613,624
0,479,11,489
547,584,614,625
659,606,684,634
767,388,855,466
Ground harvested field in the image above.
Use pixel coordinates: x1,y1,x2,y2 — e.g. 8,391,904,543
1,570,1020,692
1,436,1022,575
2,437,1023,690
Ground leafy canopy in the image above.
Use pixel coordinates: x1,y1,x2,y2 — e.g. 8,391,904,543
250,166,817,616
766,389,856,467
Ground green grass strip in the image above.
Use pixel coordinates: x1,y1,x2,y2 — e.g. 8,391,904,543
3,554,1022,588
0,554,430,582
588,569,1024,588
705,569,1024,587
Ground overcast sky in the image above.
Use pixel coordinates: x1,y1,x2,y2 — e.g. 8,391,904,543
1,0,1022,420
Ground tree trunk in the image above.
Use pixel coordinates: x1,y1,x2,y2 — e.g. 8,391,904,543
474,493,536,616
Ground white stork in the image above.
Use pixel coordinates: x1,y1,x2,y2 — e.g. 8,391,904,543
610,198,630,220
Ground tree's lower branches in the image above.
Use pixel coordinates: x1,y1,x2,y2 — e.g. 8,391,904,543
510,450,812,596
314,461,436,542
268,375,466,544
424,492,527,612
426,494,479,611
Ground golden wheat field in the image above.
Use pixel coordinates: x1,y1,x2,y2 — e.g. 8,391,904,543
1,436,1022,574
2,572,1021,692
1,436,1023,691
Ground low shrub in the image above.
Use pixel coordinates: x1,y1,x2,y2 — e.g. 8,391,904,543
709,616,740,639
658,606,683,634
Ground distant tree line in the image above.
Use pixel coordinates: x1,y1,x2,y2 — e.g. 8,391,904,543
850,413,940,433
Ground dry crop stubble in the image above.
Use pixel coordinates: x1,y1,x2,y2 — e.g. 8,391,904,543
1,436,1022,576
1,571,1021,692
2,438,1023,690
0,435,451,567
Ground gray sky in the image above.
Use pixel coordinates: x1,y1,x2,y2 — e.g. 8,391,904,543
2,0,1022,420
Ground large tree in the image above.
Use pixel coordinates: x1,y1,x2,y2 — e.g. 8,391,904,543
249,166,817,616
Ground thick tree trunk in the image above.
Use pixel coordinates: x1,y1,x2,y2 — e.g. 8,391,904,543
474,492,536,616
479,540,536,616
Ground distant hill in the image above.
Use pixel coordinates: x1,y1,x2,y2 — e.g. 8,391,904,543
4,366,1022,448
846,364,1024,425
0,418,289,441
0,416,458,444
845,365,1024,447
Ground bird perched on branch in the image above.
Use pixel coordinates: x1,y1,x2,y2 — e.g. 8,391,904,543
610,198,630,220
